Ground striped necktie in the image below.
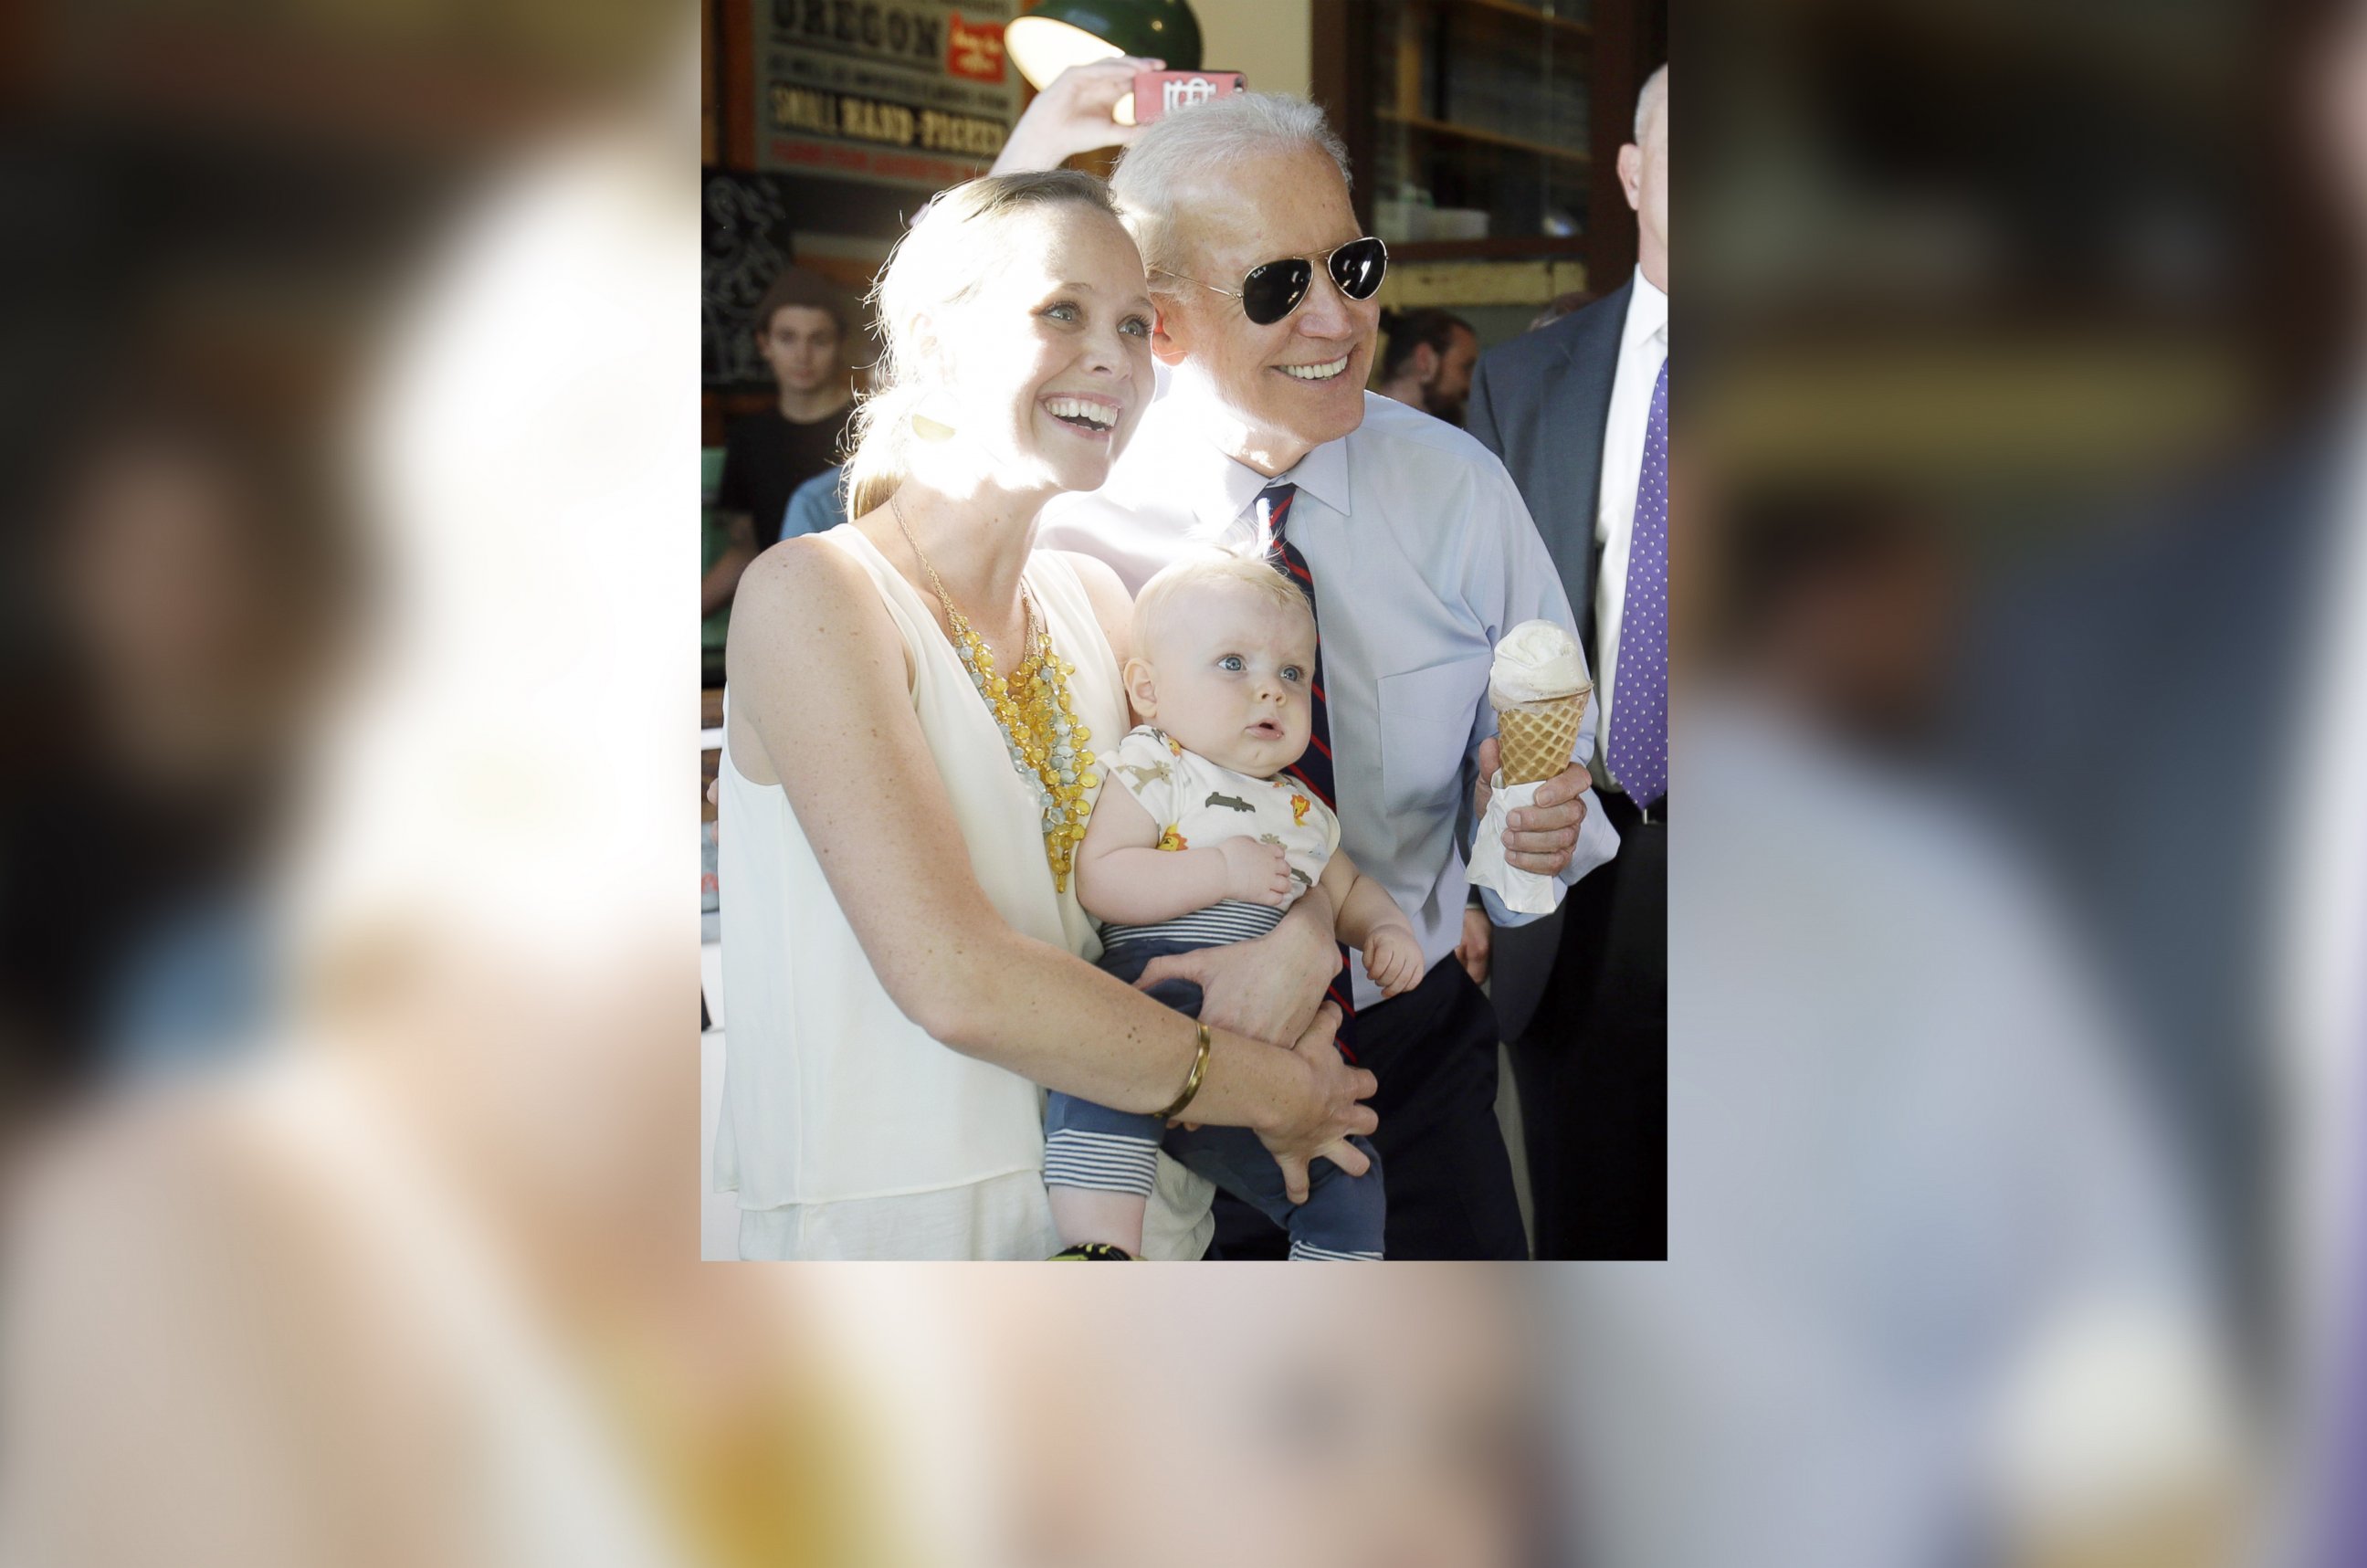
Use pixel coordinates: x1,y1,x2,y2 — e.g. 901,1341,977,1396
1259,482,1359,1050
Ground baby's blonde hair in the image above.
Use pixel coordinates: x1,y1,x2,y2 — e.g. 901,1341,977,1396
1131,550,1317,658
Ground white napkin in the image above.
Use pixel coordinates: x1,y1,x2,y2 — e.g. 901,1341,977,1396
1466,770,1562,915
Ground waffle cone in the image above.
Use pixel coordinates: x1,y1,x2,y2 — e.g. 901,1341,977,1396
1493,689,1590,785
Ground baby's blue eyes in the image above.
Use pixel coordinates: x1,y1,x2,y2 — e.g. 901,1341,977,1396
1216,656,1306,681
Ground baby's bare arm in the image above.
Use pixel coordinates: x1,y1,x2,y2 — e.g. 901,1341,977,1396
1076,782,1228,925
1322,852,1425,995
1320,852,1411,949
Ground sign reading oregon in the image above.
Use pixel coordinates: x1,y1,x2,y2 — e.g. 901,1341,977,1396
754,0,1019,189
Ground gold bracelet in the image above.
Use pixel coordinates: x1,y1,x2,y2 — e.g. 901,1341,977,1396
1155,1022,1212,1121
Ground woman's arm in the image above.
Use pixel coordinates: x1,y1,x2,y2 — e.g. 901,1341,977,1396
728,538,1375,1156
988,58,1160,175
1126,884,1343,1047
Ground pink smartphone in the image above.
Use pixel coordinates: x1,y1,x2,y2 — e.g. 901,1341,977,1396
1130,69,1247,125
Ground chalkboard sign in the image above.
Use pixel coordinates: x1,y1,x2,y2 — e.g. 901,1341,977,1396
704,168,800,390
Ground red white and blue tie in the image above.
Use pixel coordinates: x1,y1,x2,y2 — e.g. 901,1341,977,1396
1259,482,1360,1050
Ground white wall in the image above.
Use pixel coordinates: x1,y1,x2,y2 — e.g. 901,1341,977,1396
1192,0,1310,100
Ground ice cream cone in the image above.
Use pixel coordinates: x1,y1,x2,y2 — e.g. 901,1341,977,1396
1488,620,1592,784
1493,689,1591,785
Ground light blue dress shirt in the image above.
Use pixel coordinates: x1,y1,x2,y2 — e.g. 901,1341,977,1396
1038,390,1619,1008
783,465,847,540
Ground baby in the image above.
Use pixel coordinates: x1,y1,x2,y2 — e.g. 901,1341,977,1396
1045,553,1424,1260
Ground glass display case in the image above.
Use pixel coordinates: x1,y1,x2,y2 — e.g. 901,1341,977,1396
1365,0,1593,250
1317,0,1659,296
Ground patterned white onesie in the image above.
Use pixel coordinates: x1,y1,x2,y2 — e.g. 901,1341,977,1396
1096,723,1341,954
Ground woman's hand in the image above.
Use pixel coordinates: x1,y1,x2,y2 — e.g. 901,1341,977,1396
1217,837,1293,906
1256,1004,1380,1204
1132,889,1339,1044
989,57,1163,175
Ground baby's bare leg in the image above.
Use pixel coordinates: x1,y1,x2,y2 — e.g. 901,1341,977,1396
1049,1187,1150,1257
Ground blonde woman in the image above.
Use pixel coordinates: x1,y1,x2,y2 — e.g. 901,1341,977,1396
716,171,1373,1260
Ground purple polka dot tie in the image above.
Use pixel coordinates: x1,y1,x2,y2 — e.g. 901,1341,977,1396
1607,357,1667,807
2320,994,2367,1563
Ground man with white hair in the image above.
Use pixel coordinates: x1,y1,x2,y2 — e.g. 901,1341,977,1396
1468,63,1668,1259
1004,78,1618,1258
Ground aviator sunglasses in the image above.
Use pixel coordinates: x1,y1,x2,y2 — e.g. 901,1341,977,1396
1156,236,1390,326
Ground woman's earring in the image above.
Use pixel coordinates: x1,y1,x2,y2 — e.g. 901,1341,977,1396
910,389,959,443
909,400,956,443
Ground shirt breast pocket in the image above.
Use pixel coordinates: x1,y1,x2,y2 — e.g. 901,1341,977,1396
1375,656,1489,823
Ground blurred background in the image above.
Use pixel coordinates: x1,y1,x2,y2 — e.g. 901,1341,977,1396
3,0,2363,1563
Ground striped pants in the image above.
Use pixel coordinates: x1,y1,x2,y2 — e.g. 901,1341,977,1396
1042,930,1384,1261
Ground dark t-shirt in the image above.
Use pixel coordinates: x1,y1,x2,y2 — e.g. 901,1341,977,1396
717,404,853,548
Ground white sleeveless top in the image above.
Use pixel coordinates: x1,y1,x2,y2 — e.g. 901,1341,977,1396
714,525,1215,1260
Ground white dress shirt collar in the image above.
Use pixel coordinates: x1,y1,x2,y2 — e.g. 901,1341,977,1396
1624,266,1667,355
1271,426,1353,518
1120,395,1358,536
1174,437,1270,537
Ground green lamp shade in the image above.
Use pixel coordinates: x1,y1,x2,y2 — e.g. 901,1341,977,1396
1006,1,1204,89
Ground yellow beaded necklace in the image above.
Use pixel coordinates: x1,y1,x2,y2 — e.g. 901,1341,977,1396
890,493,1099,891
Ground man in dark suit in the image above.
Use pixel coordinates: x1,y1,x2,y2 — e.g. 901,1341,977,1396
1959,445,2329,1368
1467,64,1667,1258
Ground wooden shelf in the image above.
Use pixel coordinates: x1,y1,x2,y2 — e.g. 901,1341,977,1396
1455,0,1594,40
1376,109,1591,165
1397,0,1594,40
1387,236,1587,261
